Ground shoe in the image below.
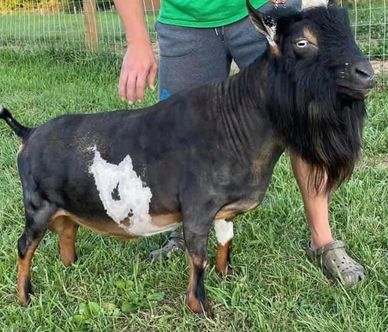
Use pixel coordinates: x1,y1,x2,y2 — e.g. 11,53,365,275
306,240,366,287
149,231,185,261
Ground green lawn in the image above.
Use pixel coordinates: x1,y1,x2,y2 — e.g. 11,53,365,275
0,50,387,331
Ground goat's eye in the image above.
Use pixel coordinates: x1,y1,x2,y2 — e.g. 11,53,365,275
296,39,309,48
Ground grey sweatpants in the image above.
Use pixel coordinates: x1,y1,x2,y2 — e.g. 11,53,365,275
155,16,267,100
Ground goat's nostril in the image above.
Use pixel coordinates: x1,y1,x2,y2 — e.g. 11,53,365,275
350,61,376,87
355,67,371,78
352,62,373,78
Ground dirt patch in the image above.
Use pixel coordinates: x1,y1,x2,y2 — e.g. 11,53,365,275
370,60,388,75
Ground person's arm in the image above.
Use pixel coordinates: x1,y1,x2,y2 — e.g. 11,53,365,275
114,0,158,104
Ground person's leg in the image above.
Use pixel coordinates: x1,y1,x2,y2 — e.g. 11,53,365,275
289,155,333,248
226,16,365,286
150,22,231,260
224,16,267,69
290,154,365,286
156,22,232,99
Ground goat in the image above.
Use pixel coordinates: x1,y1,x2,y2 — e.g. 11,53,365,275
0,0,375,314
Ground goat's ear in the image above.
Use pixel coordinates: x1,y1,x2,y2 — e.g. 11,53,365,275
246,0,279,56
328,0,337,6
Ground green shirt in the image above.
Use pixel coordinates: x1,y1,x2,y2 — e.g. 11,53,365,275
158,0,267,28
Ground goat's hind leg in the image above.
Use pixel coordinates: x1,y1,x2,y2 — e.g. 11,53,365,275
17,199,56,306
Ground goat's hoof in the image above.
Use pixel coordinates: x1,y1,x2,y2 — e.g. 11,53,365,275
61,254,78,267
186,296,212,317
216,265,234,278
18,280,32,306
196,307,214,319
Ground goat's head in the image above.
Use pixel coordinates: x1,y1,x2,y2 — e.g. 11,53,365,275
248,0,376,99
247,0,376,192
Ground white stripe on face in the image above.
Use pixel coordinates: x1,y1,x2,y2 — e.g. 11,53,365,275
214,219,234,246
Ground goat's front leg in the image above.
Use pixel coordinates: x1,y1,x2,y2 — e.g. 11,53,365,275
183,208,215,316
214,219,234,276
49,216,79,266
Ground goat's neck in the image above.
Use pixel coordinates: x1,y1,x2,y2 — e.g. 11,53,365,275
214,56,277,164
217,58,269,115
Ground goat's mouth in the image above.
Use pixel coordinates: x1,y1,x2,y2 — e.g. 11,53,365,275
337,83,374,99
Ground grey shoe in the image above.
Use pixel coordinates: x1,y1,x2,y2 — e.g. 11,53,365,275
149,231,185,261
306,240,366,287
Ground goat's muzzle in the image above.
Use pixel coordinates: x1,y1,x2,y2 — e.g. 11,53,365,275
337,59,376,99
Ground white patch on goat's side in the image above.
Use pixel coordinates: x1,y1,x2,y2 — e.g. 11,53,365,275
214,219,234,246
301,0,328,9
89,147,178,236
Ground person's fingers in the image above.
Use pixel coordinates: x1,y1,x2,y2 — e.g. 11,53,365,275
118,44,157,103
135,71,147,102
126,71,136,105
118,68,128,101
147,63,158,91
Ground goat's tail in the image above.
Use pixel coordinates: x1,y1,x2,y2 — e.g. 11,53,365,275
0,106,31,140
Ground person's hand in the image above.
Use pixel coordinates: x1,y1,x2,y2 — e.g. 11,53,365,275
119,41,158,104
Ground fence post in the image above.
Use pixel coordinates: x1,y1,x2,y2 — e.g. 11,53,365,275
83,0,99,51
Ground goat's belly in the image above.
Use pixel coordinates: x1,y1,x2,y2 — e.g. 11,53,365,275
50,209,181,239
51,196,262,239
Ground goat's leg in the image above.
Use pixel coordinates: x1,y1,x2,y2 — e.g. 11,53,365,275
17,200,56,305
49,216,79,266
215,241,233,276
214,219,234,276
17,229,45,306
183,207,217,316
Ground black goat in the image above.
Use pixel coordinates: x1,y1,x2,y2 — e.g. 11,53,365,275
0,0,375,315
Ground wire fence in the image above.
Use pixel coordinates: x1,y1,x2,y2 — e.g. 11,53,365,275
0,0,387,83
0,0,157,52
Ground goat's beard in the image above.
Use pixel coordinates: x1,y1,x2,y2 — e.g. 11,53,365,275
267,69,366,192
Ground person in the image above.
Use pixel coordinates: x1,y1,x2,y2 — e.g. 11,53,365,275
113,0,365,286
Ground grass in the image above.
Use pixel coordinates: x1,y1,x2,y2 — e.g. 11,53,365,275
0,49,387,331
